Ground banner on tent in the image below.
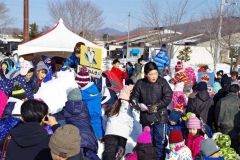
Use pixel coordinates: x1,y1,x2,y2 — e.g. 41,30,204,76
77,65,102,79
80,46,102,70
197,72,215,86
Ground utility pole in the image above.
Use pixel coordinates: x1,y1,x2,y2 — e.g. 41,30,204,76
126,12,130,60
23,0,29,42
216,0,224,64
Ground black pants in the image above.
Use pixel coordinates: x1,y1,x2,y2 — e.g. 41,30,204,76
102,135,127,160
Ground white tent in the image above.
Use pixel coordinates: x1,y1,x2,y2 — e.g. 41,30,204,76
17,19,106,57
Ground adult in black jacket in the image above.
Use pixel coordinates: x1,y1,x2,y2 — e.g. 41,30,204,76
212,74,231,130
130,62,173,160
187,82,214,125
6,99,58,160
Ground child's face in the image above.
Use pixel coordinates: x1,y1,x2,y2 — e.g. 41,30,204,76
188,128,198,136
169,120,177,125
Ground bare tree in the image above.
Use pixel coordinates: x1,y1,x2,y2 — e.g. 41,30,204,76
0,1,13,34
48,0,104,41
201,2,240,71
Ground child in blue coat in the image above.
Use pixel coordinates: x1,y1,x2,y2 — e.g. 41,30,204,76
75,66,104,140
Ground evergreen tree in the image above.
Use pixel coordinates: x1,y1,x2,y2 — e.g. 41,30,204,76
29,22,39,39
177,46,192,62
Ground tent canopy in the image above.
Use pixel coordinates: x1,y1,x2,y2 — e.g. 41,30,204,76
18,19,104,56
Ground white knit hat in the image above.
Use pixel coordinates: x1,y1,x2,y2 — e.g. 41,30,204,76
19,57,34,76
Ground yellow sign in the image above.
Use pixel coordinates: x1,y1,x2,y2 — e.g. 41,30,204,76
80,46,102,70
77,65,102,79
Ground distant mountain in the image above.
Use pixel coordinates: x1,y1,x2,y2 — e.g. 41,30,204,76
98,27,127,36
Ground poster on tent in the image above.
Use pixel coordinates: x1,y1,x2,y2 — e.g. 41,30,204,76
80,46,102,70
197,72,215,86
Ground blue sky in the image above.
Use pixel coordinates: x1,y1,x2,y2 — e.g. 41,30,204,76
4,0,219,31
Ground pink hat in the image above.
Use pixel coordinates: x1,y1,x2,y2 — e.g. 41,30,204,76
75,67,90,88
0,90,8,118
137,126,152,144
118,85,133,101
187,114,201,129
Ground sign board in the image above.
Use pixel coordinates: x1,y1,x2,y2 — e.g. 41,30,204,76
197,72,215,86
80,46,102,70
79,46,102,78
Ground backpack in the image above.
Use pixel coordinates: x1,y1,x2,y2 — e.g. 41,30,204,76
103,70,123,93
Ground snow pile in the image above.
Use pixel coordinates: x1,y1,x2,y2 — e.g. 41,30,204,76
34,69,78,114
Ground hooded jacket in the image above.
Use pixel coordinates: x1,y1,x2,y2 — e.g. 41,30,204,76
187,90,214,124
64,100,98,153
6,122,49,160
81,82,103,139
215,93,240,134
105,100,134,139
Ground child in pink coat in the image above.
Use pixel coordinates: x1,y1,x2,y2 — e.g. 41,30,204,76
185,114,205,160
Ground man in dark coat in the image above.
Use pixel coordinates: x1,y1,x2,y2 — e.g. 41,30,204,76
187,81,214,125
6,99,59,160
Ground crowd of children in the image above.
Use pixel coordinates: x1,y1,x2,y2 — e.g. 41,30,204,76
0,42,240,160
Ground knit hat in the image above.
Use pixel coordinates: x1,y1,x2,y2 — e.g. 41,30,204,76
19,57,34,76
169,110,182,123
175,61,183,72
197,81,208,91
67,88,82,101
36,61,48,73
118,85,134,101
201,138,219,157
49,124,80,158
216,70,223,78
137,126,152,144
75,67,90,88
169,129,184,144
186,114,201,129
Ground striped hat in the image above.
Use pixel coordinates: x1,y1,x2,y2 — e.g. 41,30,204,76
187,115,201,129
75,67,90,88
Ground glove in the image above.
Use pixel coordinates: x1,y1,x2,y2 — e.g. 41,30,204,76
148,104,158,113
115,146,124,160
138,103,149,112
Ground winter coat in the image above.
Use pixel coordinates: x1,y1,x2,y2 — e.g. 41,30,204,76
64,100,99,153
0,117,20,143
111,66,128,85
130,77,173,126
81,82,104,139
186,134,204,160
126,143,156,160
152,49,169,70
215,93,240,134
105,100,134,139
136,143,157,160
166,141,192,160
95,76,118,106
62,52,80,69
187,90,214,124
213,81,222,94
6,122,50,160
0,75,34,99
